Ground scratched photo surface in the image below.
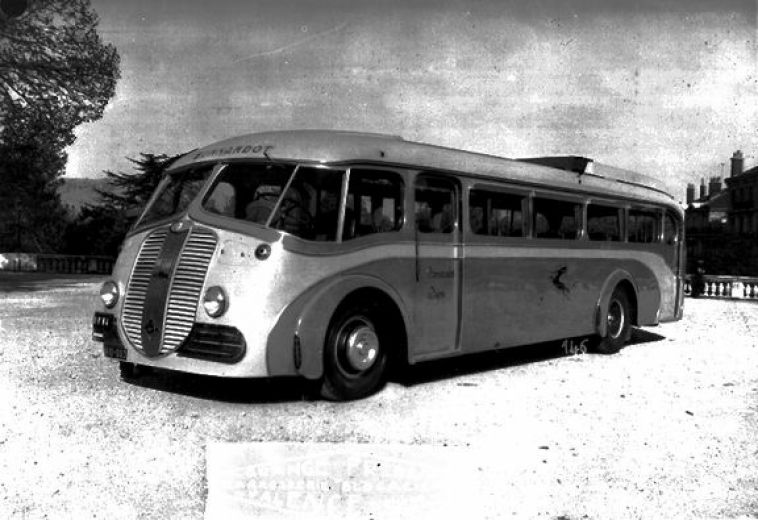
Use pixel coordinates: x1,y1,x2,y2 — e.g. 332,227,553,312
69,0,757,200
2,0,757,519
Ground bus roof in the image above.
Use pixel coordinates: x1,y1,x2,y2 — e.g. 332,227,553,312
167,130,676,205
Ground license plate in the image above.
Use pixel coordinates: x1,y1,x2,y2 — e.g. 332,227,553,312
104,344,127,360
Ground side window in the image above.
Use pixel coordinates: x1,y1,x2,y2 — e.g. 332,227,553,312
663,211,680,245
271,166,345,241
469,189,525,237
533,197,582,239
416,176,456,234
587,204,621,241
342,169,404,241
628,209,660,243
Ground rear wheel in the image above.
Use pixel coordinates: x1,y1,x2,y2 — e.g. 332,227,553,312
595,288,632,354
320,302,388,401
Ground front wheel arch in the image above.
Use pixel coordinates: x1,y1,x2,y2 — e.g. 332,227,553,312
319,290,407,400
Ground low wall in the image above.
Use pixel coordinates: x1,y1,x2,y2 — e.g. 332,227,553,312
0,253,114,275
684,274,758,300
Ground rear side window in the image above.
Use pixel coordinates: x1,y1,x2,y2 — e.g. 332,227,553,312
628,209,660,243
533,197,582,239
469,190,525,237
343,169,404,241
587,204,621,241
663,210,680,245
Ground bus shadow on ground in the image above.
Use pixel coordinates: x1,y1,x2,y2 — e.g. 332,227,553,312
122,370,316,404
394,328,666,388
123,328,665,403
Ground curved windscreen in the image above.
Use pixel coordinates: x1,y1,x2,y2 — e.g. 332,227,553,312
136,165,215,228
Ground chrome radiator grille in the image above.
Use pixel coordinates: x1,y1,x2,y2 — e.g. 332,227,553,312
121,225,218,355
162,227,217,352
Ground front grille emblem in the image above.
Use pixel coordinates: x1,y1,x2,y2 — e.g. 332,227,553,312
170,220,191,233
144,319,158,335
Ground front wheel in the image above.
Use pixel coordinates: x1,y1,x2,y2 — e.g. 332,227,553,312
594,288,632,354
320,303,388,401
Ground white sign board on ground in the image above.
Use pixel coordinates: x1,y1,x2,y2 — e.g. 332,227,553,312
205,441,508,520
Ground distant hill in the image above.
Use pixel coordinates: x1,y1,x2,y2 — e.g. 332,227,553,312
59,177,112,215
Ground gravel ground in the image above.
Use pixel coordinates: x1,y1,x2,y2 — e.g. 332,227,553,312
0,273,756,519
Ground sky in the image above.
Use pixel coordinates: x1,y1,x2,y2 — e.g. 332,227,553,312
66,0,758,201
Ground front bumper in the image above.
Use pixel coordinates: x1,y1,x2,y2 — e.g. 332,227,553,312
93,312,247,367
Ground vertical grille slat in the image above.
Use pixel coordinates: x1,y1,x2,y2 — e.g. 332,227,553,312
121,225,217,356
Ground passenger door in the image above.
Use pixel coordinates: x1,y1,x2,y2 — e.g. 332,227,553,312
412,174,462,358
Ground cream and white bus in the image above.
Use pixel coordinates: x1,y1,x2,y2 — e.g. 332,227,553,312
93,130,684,400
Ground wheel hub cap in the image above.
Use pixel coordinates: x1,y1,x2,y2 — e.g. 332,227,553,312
608,300,624,338
346,325,379,371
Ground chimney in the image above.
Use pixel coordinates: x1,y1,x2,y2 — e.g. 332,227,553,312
686,183,695,204
699,178,706,199
731,150,744,177
709,177,722,197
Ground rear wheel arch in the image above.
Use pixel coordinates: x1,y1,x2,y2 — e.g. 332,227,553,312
595,270,639,337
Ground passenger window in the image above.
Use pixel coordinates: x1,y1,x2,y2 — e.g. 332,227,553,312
272,167,345,241
587,204,621,241
533,197,581,239
628,210,660,243
469,190,524,237
663,211,679,245
342,169,404,241
416,176,456,234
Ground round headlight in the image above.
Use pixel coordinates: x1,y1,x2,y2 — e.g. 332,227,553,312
100,281,119,308
203,286,227,318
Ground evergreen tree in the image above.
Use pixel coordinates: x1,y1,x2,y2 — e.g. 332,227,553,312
97,153,183,213
64,153,183,256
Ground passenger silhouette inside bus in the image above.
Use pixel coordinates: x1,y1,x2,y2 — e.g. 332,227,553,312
431,202,454,233
271,185,313,238
245,185,280,224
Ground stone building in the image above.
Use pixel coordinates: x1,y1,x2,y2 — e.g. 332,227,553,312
685,176,729,234
684,150,758,275
725,150,758,235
